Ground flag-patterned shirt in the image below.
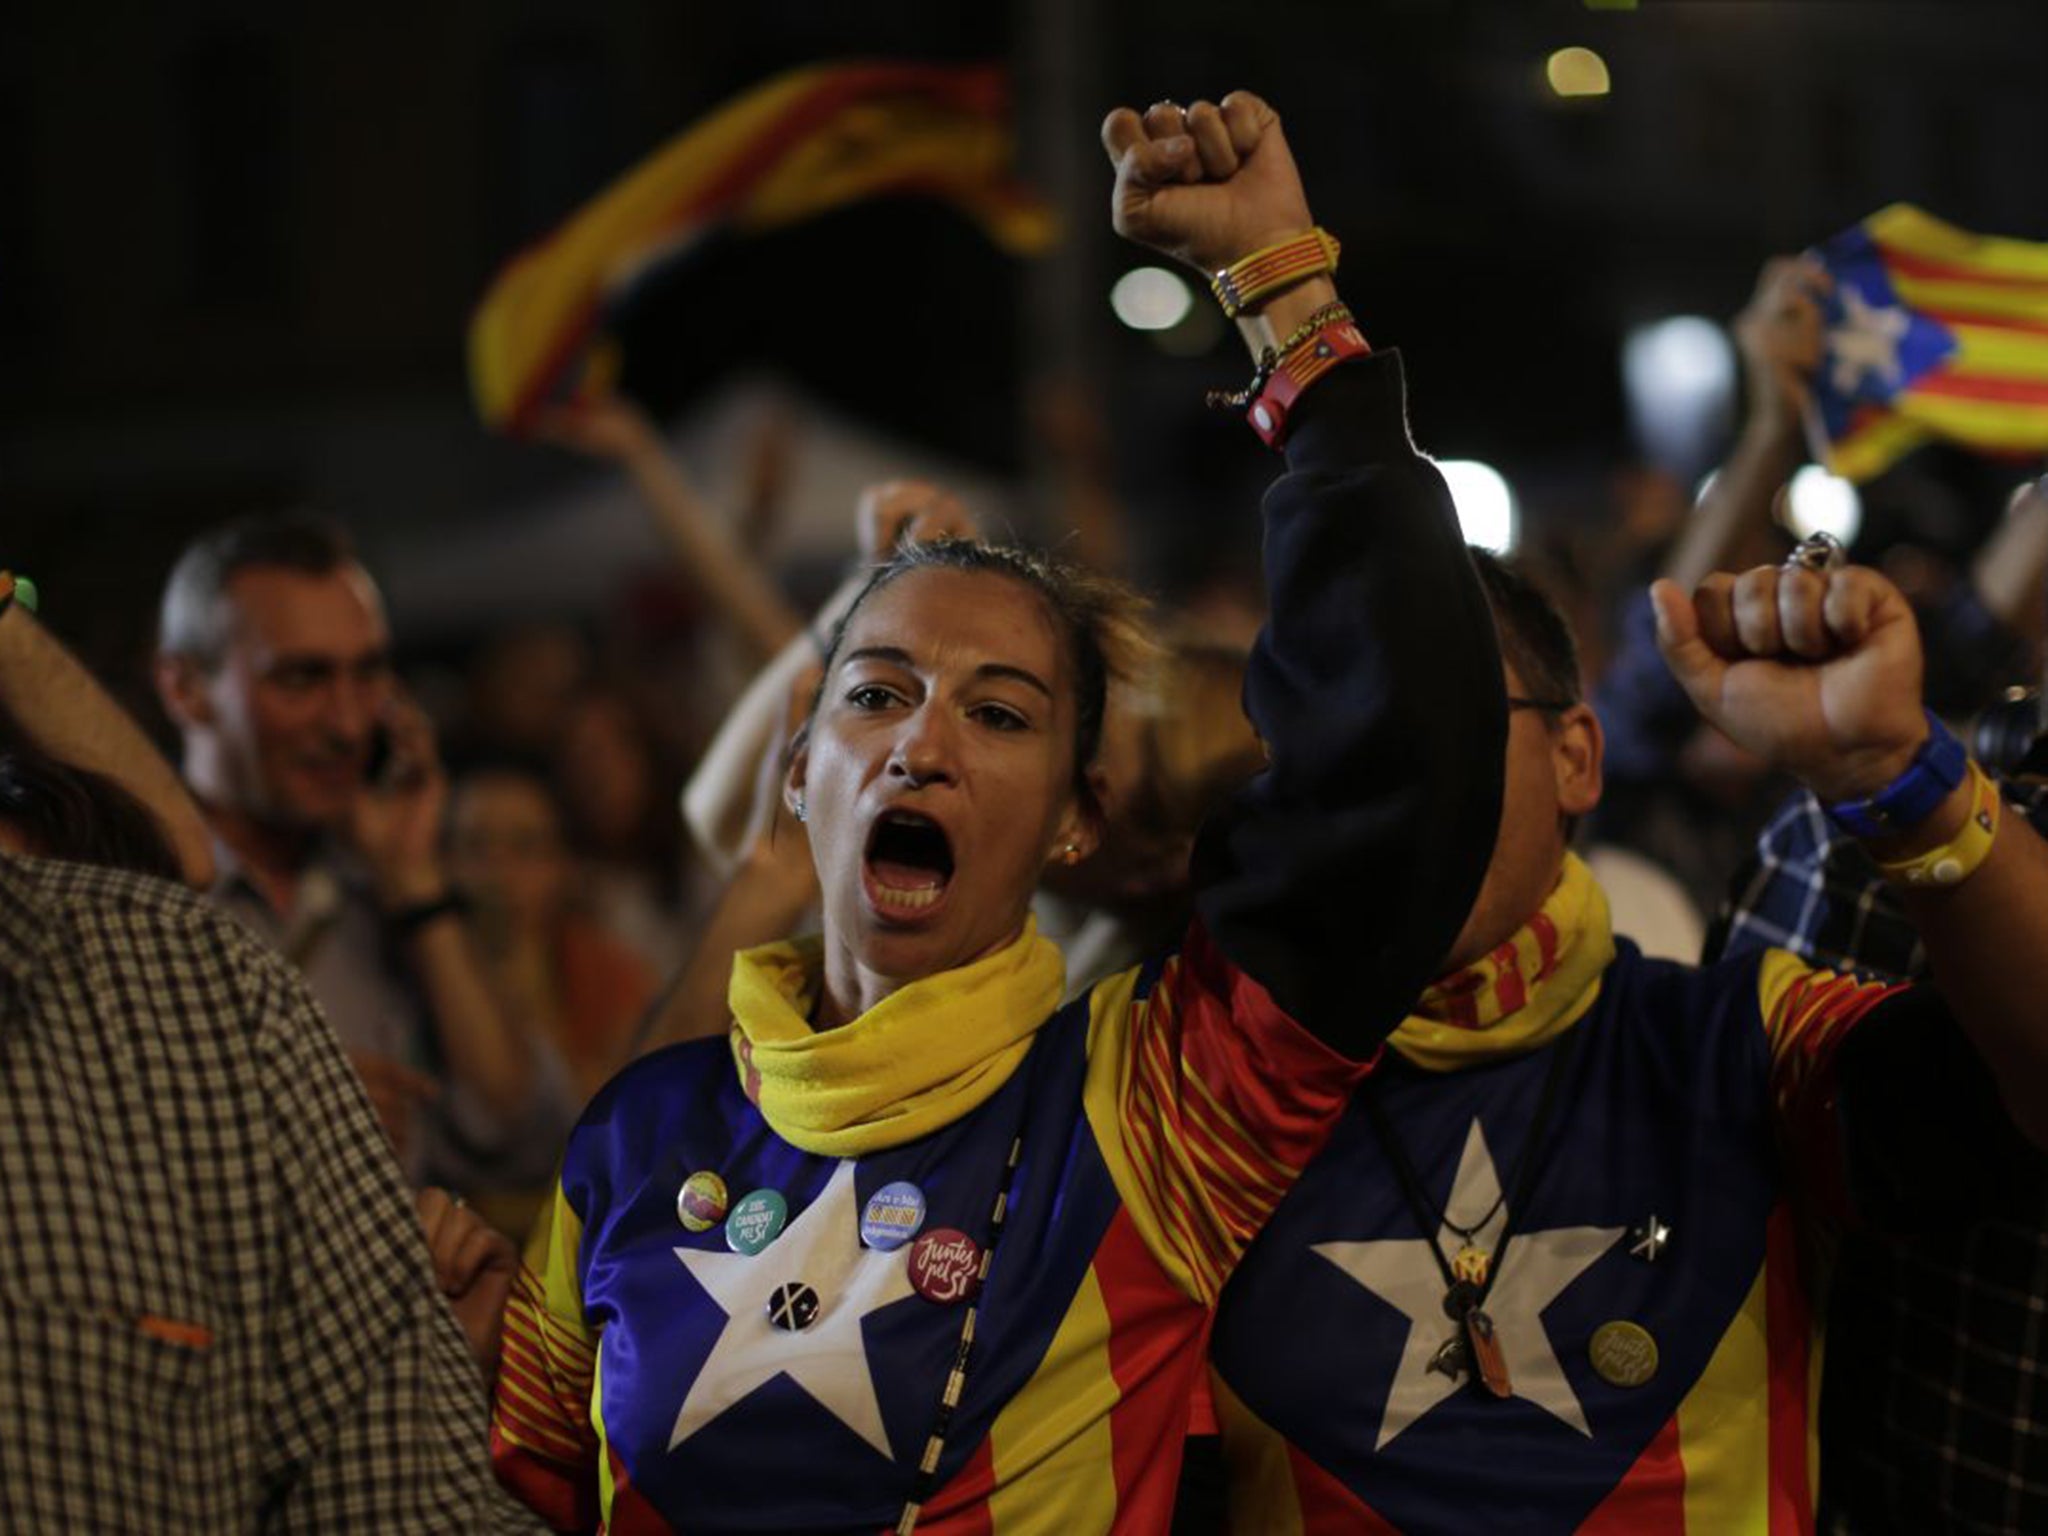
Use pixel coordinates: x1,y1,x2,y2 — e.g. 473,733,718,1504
486,353,1513,1533
1211,939,1916,1535
495,928,1363,1531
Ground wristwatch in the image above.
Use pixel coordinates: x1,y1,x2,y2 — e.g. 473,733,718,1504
1823,709,1967,839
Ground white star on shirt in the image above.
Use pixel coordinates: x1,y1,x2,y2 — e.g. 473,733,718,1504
1314,1118,1623,1450
1828,283,1914,396
671,1160,914,1457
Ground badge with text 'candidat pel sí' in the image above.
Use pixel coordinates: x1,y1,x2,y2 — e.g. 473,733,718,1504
725,1188,788,1256
860,1181,928,1252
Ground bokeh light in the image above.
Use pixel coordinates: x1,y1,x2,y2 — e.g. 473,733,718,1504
1547,46,1612,98
1624,316,1736,475
1786,464,1863,546
1438,459,1519,553
1110,267,1195,332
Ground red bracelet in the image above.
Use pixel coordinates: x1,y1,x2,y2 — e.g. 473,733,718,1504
1246,319,1372,447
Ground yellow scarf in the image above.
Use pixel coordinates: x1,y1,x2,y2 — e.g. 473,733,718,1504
727,919,1066,1156
1389,853,1614,1072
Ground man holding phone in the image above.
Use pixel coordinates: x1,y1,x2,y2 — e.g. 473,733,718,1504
155,513,536,1183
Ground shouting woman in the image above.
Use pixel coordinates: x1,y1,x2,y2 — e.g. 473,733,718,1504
491,91,1509,1532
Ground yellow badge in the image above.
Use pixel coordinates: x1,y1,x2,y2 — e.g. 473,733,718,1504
1589,1320,1658,1388
677,1170,730,1233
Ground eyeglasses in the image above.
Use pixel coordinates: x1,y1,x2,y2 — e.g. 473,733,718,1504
1506,695,1575,713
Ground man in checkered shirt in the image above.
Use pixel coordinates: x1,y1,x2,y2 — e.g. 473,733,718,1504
0,773,541,1525
1710,778,2048,1535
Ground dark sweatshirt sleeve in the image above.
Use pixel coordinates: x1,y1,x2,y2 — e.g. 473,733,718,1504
1191,351,1506,1056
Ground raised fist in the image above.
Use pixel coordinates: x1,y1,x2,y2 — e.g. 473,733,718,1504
1650,561,1929,804
1733,256,1831,429
1101,92,1314,274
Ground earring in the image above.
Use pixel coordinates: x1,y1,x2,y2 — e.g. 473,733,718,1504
794,796,807,824
1062,843,1080,865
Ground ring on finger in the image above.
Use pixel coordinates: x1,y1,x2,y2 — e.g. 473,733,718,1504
1784,531,1845,574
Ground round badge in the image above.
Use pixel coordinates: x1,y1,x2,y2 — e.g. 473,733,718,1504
860,1180,928,1252
1589,1320,1659,1388
724,1188,788,1256
765,1281,822,1332
907,1227,983,1305
677,1170,729,1233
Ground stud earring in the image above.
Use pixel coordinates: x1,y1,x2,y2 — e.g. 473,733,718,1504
1062,843,1080,864
793,796,807,824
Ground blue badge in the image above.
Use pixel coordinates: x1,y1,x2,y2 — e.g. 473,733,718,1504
859,1180,928,1251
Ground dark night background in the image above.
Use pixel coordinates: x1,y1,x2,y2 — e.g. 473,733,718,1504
4,0,2045,722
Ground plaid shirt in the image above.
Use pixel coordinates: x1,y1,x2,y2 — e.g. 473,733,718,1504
1709,783,2048,1536
0,853,541,1533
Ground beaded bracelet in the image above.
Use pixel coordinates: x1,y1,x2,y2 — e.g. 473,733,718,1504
1274,301,1355,356
1209,228,1341,318
1874,759,2001,889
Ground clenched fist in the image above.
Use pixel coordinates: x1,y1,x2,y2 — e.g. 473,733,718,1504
1101,92,1314,274
1650,561,1929,805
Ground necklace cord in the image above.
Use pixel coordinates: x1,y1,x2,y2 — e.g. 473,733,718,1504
1363,1028,1579,1310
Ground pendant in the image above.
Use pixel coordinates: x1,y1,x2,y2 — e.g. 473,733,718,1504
1428,1333,1470,1380
1466,1307,1512,1399
1451,1244,1491,1288
1442,1278,1482,1322
1627,1214,1671,1263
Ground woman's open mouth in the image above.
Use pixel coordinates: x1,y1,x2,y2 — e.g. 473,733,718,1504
863,809,956,918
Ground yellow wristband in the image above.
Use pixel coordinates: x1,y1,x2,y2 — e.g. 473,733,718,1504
1209,228,1341,319
1874,760,2001,889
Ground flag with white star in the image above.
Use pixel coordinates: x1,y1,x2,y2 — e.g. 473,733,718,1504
1810,204,2048,481
1211,942,1903,1532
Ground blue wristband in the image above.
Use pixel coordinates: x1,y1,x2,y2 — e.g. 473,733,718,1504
1823,710,1967,840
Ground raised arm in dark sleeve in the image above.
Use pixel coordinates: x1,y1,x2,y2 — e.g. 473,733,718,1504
1194,351,1506,1053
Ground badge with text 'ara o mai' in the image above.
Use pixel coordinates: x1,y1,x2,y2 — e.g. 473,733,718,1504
860,1181,927,1252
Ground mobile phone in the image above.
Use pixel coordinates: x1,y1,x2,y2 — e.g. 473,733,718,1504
364,724,395,788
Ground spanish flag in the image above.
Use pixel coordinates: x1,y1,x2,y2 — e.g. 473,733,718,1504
469,62,1055,435
1810,205,2048,480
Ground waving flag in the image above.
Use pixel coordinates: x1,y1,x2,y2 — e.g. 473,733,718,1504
469,61,1056,435
1809,204,2048,480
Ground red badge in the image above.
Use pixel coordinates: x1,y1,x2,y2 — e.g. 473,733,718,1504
907,1227,982,1305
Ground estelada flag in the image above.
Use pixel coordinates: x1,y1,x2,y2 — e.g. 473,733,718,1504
1809,204,2048,481
469,61,1056,436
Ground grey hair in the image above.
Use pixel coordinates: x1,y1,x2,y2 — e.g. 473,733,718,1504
158,512,360,667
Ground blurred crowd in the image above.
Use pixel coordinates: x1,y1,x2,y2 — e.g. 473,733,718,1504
5,203,2047,1529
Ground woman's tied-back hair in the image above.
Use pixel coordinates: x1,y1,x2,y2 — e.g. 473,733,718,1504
812,538,1156,800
